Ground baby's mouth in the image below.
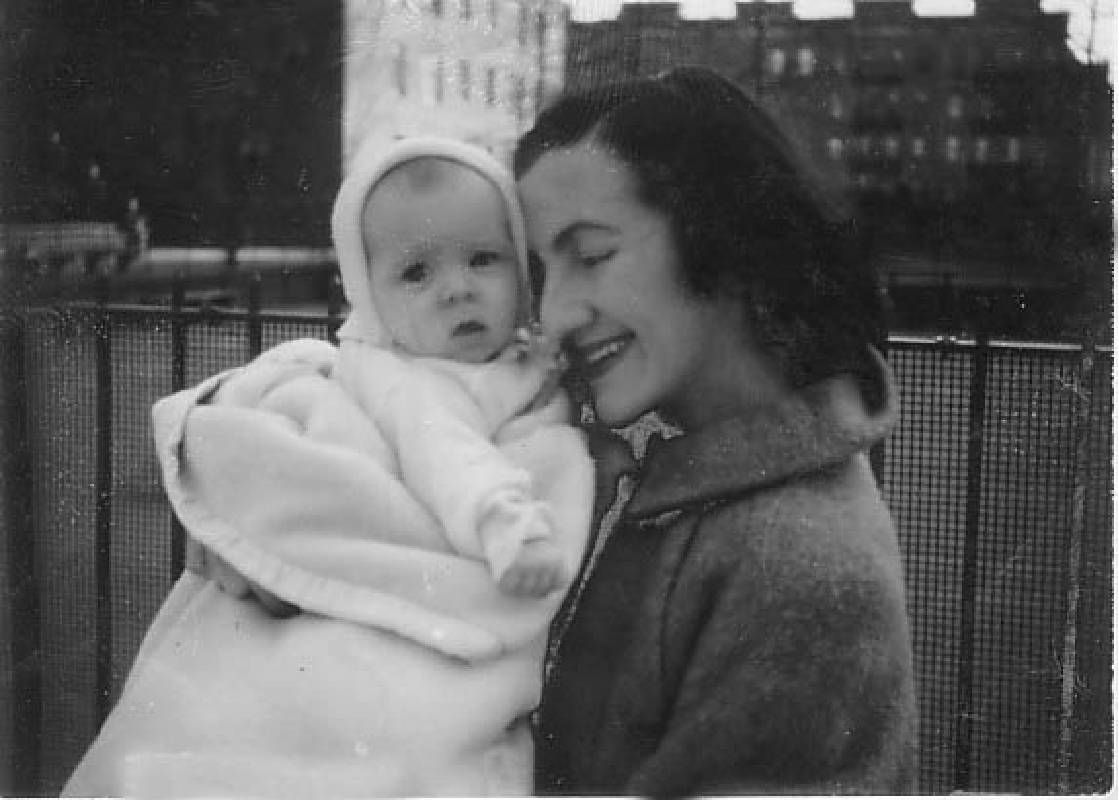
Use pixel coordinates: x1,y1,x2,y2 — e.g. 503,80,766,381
453,320,486,337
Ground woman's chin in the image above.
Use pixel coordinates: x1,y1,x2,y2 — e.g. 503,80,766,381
591,392,649,429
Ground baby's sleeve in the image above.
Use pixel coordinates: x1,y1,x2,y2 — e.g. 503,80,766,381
342,346,551,578
453,350,553,435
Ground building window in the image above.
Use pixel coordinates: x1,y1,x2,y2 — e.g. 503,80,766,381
859,135,872,156
914,44,936,74
1007,136,1021,163
797,47,815,76
887,89,900,105
458,59,471,101
766,48,786,76
945,136,961,162
912,137,926,158
947,94,963,119
974,137,989,163
460,0,471,20
487,0,498,28
484,67,498,106
827,138,844,160
393,43,407,96
432,0,443,17
885,136,900,159
419,57,437,105
513,75,527,123
517,4,529,46
978,94,994,120
434,58,445,103
828,92,844,119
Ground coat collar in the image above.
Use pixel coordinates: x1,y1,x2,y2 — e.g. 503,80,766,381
624,349,898,522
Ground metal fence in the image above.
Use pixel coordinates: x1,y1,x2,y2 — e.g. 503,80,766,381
0,303,1112,796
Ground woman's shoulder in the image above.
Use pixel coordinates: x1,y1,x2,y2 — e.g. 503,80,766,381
696,454,899,579
666,467,909,676
624,361,897,522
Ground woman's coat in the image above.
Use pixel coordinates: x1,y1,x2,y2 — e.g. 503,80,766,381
537,350,918,795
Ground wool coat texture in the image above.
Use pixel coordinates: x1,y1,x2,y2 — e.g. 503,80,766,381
536,350,919,796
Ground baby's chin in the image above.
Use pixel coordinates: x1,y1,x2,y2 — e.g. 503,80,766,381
436,339,504,364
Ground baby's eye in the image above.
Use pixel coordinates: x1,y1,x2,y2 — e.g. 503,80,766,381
400,261,428,284
469,250,501,268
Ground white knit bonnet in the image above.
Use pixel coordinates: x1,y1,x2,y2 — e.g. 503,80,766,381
331,136,530,347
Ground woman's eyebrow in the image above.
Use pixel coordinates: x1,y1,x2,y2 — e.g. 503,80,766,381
554,221,617,249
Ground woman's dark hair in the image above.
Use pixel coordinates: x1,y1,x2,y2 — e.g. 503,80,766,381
515,66,885,403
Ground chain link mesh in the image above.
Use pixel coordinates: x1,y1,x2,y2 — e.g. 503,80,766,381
2,310,1112,795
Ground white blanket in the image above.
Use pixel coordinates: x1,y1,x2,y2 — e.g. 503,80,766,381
64,339,594,798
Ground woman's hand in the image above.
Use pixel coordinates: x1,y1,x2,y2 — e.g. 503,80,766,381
186,537,300,618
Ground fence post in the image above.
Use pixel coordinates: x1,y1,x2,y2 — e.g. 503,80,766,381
869,328,889,485
1058,332,1096,792
171,275,186,391
327,271,343,345
0,311,41,795
955,332,989,791
169,277,186,578
247,271,262,359
939,274,961,334
93,293,114,723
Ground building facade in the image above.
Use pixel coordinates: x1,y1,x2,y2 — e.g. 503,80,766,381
344,0,566,167
566,0,1112,257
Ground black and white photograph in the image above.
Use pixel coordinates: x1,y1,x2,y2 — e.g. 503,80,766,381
0,0,1113,795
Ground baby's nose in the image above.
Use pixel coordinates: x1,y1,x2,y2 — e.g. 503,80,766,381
438,265,475,303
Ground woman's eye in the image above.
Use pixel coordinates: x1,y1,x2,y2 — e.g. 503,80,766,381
469,251,500,268
400,262,428,283
578,251,614,269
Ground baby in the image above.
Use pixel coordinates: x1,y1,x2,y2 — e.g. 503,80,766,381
328,136,568,597
62,138,593,798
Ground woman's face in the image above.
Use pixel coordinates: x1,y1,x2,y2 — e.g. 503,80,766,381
520,140,769,428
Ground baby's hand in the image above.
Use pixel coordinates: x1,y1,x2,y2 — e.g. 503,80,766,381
503,325,563,364
498,538,567,598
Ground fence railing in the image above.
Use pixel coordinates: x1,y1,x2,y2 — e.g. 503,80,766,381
0,303,1112,796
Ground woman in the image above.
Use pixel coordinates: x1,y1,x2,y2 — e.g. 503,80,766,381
202,66,917,794
516,66,917,795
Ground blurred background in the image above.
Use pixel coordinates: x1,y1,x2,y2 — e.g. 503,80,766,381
1,0,1113,336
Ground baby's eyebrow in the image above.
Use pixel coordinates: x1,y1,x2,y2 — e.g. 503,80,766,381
466,237,514,251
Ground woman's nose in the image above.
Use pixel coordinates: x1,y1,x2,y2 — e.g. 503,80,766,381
539,273,592,341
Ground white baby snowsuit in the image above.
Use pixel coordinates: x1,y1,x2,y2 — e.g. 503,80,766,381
62,138,594,799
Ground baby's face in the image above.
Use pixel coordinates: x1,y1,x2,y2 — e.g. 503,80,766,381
362,164,521,363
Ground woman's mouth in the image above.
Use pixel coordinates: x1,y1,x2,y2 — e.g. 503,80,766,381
575,334,633,381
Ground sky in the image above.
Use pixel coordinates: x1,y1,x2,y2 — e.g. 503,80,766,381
567,0,1115,68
